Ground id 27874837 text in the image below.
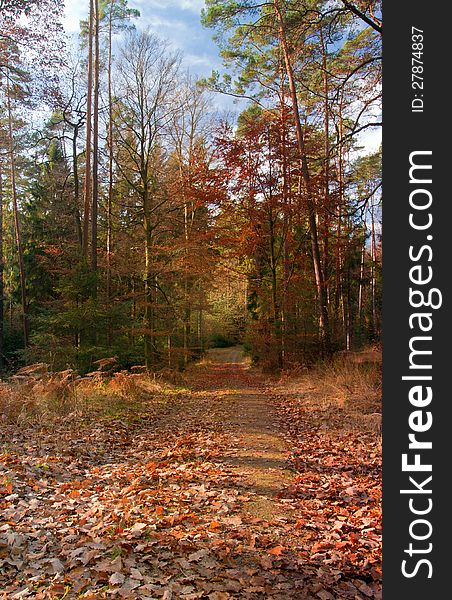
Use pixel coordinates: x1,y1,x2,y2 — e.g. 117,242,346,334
411,26,424,113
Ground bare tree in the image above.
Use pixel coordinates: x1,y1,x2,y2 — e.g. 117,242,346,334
114,30,181,368
0,161,4,366
169,77,210,365
91,0,100,277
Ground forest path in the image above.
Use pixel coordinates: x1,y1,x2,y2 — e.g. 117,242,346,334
0,347,381,598
187,347,293,521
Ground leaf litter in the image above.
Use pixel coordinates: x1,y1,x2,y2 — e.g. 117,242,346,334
1,351,381,598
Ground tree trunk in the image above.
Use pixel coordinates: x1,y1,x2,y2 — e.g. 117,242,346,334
358,223,366,322
106,0,114,343
346,263,352,350
279,52,289,364
91,0,100,280
197,306,203,351
183,199,191,366
83,0,94,260
0,165,4,368
267,127,282,368
335,91,346,347
370,197,378,337
6,74,29,347
274,0,330,353
130,274,136,347
143,185,155,369
320,27,331,308
72,130,83,248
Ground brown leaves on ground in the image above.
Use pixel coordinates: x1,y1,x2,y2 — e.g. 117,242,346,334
270,360,382,597
0,357,381,599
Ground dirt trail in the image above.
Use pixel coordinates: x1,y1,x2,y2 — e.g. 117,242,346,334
189,347,293,520
0,346,381,598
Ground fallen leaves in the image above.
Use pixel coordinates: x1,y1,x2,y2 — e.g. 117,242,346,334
268,545,284,556
270,377,382,598
0,363,381,599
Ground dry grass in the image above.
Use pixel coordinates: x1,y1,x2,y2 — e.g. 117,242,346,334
0,364,167,427
1,351,382,444
279,350,382,442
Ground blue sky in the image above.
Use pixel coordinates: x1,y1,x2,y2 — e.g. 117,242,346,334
62,0,224,77
62,0,243,114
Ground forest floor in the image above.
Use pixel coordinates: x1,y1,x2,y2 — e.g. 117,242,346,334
0,347,381,599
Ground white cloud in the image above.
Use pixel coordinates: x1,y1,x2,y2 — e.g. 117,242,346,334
177,0,205,10
183,53,216,68
132,0,204,12
359,127,381,153
62,0,219,79
137,14,189,33
62,0,88,33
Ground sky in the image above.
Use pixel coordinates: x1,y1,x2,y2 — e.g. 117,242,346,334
61,0,380,152
62,0,225,79
62,0,244,115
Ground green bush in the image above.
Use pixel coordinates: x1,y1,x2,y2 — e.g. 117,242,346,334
209,333,235,348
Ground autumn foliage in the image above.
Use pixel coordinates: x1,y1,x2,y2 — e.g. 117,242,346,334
1,1,382,598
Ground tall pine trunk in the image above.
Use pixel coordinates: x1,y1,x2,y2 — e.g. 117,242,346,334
0,165,4,368
72,131,83,248
274,0,330,353
6,73,29,347
358,219,366,323
370,197,378,337
106,0,114,344
279,53,289,365
91,0,99,280
83,0,94,260
320,27,331,309
335,91,347,347
267,127,282,368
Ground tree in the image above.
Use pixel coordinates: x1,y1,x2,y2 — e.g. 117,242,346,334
0,157,4,366
2,50,29,347
202,0,329,350
168,77,215,364
48,57,86,249
202,0,381,360
91,0,100,276
0,0,64,359
82,0,94,261
0,0,381,374
101,0,139,320
114,30,181,368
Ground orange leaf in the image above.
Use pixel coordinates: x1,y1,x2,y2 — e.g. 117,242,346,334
155,506,164,516
209,521,221,531
268,545,284,556
170,529,185,539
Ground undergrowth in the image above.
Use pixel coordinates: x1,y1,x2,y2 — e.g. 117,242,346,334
279,351,382,440
0,367,165,427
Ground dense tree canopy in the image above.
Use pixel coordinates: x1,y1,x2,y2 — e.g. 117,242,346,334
0,0,381,372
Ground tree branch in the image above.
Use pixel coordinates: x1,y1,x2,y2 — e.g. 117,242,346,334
341,1,382,34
